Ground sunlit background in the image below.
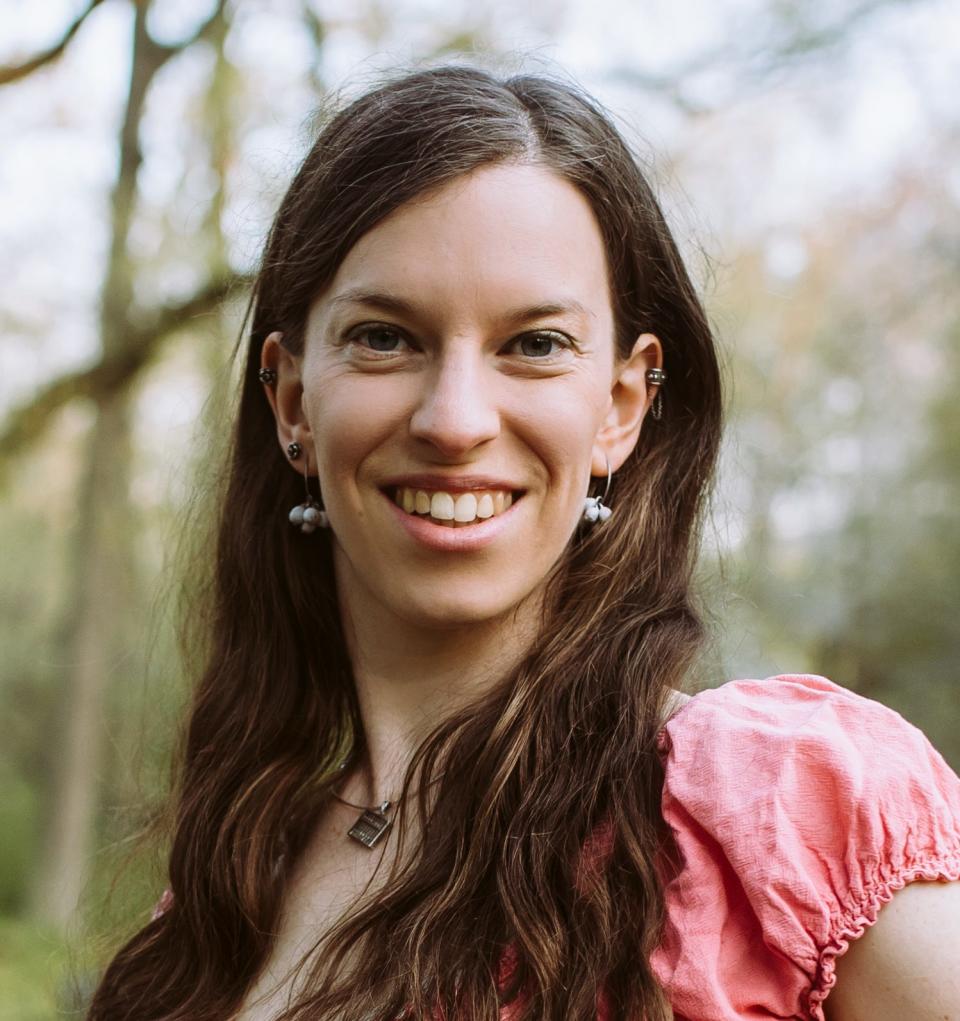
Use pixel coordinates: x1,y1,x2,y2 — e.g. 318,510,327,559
1,0,958,1015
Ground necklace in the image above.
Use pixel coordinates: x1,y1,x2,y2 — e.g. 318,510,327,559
331,759,398,849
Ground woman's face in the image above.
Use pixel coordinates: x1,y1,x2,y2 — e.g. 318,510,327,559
267,163,659,629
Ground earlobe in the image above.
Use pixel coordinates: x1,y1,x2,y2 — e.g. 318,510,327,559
591,333,663,475
260,331,313,461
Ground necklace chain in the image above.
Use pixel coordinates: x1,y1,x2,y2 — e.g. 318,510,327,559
330,757,397,814
331,789,392,813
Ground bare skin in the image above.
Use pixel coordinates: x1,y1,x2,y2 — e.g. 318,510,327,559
824,879,960,1021
230,800,400,1021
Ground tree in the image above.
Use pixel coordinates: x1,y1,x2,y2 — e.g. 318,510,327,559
20,0,231,931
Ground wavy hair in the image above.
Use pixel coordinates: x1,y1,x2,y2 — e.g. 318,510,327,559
88,65,723,1021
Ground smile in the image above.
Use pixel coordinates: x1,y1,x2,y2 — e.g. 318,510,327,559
386,486,523,527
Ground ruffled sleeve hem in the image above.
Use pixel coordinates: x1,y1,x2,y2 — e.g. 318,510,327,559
807,848,960,1020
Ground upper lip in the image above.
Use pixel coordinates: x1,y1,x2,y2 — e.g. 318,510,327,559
381,473,525,493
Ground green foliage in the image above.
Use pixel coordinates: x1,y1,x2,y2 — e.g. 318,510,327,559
0,776,40,914
707,186,960,769
0,917,70,1021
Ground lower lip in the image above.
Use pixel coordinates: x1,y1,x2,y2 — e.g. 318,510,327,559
381,491,525,552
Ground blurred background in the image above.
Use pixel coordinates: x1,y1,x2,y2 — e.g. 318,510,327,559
1,0,958,1015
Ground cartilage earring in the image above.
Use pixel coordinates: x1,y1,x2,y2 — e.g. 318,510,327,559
258,367,277,385
645,367,667,421
285,443,329,533
582,452,613,524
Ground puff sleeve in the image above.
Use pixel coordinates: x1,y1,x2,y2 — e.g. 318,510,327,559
649,673,960,1021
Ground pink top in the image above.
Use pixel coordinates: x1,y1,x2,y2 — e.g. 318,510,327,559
152,674,960,1020
648,673,960,1020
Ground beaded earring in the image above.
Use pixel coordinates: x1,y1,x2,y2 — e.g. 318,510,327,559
285,442,329,533
583,452,613,524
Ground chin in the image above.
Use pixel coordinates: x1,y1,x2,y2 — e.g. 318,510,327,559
391,587,528,631
332,541,549,634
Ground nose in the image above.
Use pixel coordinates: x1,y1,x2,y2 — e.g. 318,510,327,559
408,342,500,457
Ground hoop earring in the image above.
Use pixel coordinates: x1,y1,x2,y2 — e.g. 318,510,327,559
285,443,329,533
582,451,613,524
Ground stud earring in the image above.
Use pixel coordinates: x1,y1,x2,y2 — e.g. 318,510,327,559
258,367,277,385
285,443,328,533
583,451,613,524
645,367,667,421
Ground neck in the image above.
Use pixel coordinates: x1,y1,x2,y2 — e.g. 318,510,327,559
334,561,542,807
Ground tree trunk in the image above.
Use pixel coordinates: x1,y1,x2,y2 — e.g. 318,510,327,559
32,1,165,930
32,391,135,927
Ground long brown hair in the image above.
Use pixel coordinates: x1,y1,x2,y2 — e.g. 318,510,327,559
88,65,723,1021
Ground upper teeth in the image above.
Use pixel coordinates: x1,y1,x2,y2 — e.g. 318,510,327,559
393,487,514,524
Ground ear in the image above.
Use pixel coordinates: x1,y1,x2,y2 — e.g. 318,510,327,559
260,331,315,470
591,333,663,476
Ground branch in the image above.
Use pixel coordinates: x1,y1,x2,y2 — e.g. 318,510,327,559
764,0,922,65
0,275,249,464
606,0,920,115
150,0,229,68
299,1,329,95
0,0,106,87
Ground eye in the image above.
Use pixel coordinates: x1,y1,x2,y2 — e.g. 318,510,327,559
506,330,574,359
345,324,410,355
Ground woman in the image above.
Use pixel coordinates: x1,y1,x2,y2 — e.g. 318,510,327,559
87,66,960,1021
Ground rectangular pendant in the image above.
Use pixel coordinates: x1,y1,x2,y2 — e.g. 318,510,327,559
348,809,393,848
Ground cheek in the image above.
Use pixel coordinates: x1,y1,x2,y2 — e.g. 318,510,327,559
304,371,410,474
511,384,608,480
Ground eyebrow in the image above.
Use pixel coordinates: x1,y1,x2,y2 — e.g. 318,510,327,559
327,288,595,326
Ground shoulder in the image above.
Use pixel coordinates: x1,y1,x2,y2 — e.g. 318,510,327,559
659,673,960,812
657,672,960,881
653,673,960,1020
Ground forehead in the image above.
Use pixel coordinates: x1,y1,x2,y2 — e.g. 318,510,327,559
316,164,612,324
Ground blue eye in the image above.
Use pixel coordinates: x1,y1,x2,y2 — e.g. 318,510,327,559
510,331,572,358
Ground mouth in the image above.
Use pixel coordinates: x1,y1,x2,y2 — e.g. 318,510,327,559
381,485,526,528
